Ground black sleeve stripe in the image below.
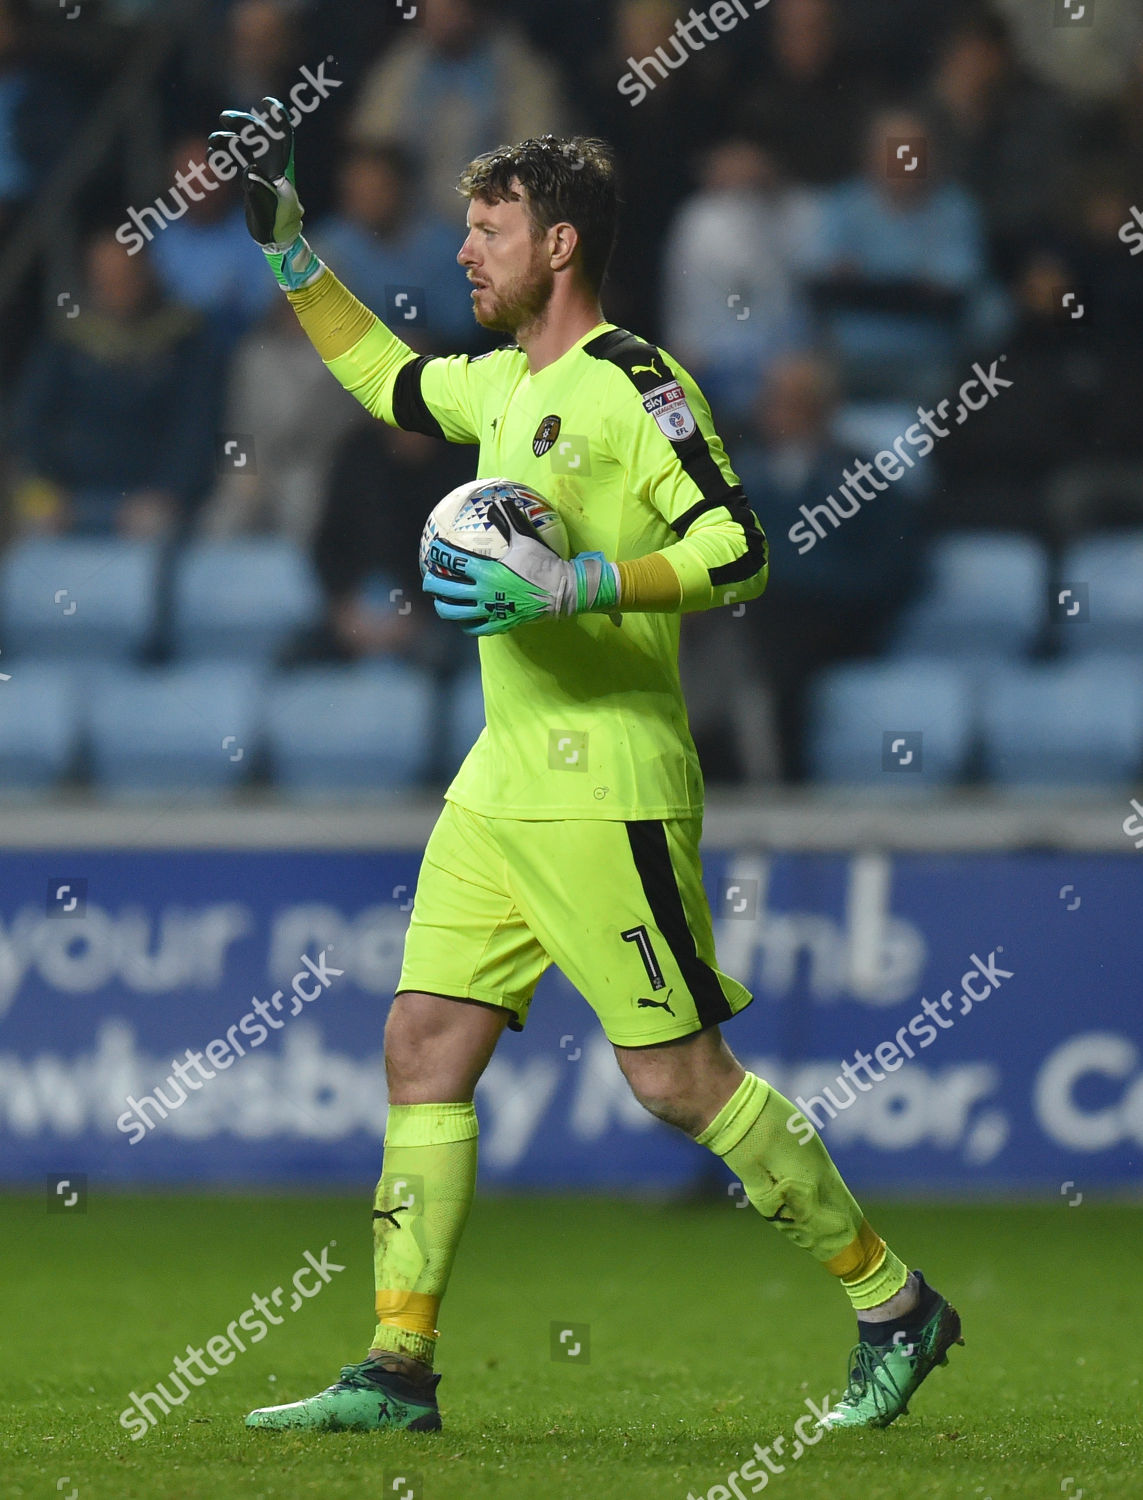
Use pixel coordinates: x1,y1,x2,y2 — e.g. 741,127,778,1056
671,492,736,537
673,490,769,584
709,523,768,586
584,328,736,506
584,327,768,585
709,495,769,586
391,355,446,440
670,493,718,536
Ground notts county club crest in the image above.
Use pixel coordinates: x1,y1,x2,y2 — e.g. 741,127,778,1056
533,413,562,457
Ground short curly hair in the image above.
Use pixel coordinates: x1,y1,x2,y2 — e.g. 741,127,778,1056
457,135,618,295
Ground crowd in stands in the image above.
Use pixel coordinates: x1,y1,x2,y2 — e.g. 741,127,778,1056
2,0,1143,792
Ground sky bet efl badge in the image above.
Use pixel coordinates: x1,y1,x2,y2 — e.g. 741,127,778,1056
533,413,562,457
643,378,696,443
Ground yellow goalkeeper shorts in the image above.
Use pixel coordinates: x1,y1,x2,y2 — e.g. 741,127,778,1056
396,798,753,1047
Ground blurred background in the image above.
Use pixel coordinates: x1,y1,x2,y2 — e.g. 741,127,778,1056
0,0,1141,1200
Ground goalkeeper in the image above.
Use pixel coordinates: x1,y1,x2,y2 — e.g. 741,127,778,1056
212,98,963,1436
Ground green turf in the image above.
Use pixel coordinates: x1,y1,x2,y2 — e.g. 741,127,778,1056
2,1191,1139,1499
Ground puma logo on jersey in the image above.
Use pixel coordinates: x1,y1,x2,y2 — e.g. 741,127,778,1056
631,359,663,379
372,1205,411,1228
636,987,675,1015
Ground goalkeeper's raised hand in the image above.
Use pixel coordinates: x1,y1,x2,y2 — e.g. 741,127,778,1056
423,497,619,637
208,96,323,291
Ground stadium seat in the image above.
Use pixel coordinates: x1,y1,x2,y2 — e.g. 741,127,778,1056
0,537,160,660
264,663,433,795
0,665,79,793
1056,532,1143,656
832,401,931,496
85,662,264,796
979,656,1143,785
807,659,974,787
441,663,486,778
890,532,1049,660
171,539,322,661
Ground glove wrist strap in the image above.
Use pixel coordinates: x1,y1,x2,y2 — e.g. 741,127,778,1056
264,234,324,291
570,554,620,615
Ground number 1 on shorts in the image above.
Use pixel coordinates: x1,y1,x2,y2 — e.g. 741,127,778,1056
620,924,666,991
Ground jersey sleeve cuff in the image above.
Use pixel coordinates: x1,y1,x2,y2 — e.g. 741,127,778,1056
617,548,712,612
324,319,419,421
286,268,378,361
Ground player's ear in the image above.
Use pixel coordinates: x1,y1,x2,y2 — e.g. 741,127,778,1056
548,221,579,274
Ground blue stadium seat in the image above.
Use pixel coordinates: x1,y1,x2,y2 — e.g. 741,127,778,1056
441,663,485,778
807,659,974,786
0,537,160,660
890,532,1048,659
85,663,264,796
980,656,1143,785
171,539,322,661
832,401,931,496
0,665,79,793
264,663,433,795
1057,532,1143,655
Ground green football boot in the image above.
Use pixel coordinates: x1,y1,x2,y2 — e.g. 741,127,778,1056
819,1271,963,1430
245,1356,442,1432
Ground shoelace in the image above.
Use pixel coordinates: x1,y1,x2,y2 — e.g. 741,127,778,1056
332,1359,436,1399
837,1341,907,1418
331,1360,382,1391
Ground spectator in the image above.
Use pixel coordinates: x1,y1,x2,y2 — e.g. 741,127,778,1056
497,0,609,101
148,133,277,346
1062,175,1143,465
994,0,1143,109
801,106,1006,401
174,0,346,224
0,0,81,233
735,354,921,780
220,0,304,115
1115,41,1143,202
923,9,1078,270
661,138,813,425
300,2,396,111
306,419,474,665
347,0,568,227
735,0,870,185
838,0,963,98
308,141,482,353
587,0,729,340
933,249,1093,535
198,293,361,543
11,230,224,537
678,604,781,787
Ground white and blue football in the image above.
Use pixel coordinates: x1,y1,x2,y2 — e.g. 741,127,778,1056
419,477,569,583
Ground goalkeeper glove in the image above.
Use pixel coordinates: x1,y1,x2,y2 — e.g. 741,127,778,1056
423,497,619,637
208,95,323,291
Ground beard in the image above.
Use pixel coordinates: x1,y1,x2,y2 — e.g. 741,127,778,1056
472,248,554,335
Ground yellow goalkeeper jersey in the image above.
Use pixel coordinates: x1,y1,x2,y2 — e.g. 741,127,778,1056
323,314,768,820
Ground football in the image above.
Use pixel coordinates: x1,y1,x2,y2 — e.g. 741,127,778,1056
419,477,569,583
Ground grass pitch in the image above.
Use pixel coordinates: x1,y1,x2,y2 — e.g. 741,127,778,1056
2,1191,1139,1499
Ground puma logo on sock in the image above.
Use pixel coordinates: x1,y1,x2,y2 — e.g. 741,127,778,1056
373,1205,411,1229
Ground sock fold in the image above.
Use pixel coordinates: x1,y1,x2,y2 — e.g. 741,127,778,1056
696,1070,770,1155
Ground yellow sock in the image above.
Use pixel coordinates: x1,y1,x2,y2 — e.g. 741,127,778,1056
696,1073,909,1312
370,1101,478,1366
